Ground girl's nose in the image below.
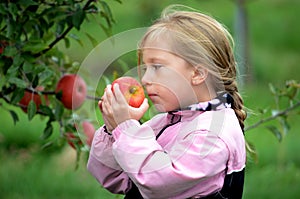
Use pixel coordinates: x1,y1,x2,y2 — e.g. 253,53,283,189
141,68,153,86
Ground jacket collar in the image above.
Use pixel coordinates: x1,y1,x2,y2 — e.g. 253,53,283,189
168,92,233,117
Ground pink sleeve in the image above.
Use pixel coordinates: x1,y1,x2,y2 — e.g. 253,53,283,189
112,119,229,199
87,126,131,194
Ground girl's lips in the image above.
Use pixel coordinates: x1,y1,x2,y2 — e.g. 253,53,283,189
147,93,158,97
147,93,158,101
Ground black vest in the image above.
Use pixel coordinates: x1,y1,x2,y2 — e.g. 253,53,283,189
124,168,245,199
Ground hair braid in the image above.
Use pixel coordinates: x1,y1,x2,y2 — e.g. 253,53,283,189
224,80,247,131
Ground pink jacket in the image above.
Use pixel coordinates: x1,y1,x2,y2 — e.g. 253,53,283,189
87,103,246,199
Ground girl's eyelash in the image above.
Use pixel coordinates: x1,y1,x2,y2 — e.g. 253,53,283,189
152,64,163,69
141,63,163,72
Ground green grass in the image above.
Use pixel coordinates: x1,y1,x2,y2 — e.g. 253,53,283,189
0,148,119,199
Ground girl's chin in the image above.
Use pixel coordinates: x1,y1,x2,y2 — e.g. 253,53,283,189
153,104,167,112
153,104,177,113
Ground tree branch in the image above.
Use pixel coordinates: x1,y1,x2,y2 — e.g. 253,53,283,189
245,101,300,132
0,92,47,116
24,88,101,101
33,0,96,57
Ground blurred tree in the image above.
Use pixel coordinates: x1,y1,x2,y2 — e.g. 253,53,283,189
0,0,120,158
234,0,252,85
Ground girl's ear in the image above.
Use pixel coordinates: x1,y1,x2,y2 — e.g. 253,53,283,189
191,67,208,85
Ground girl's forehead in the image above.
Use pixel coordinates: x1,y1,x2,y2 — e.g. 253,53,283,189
141,38,181,58
142,47,180,61
142,38,172,52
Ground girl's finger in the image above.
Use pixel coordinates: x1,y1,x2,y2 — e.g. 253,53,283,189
112,83,127,104
101,91,113,115
104,85,114,104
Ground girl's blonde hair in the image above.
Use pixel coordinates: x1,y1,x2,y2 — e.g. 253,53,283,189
138,5,247,130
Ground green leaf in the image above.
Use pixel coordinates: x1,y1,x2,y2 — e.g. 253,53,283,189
23,61,34,73
8,77,27,88
56,21,66,36
279,117,290,135
33,65,46,74
85,32,98,47
98,23,112,37
9,110,19,125
11,88,25,104
245,140,258,164
72,7,85,30
27,100,37,120
39,105,55,120
18,0,38,6
41,122,53,140
86,4,98,13
22,43,49,54
54,101,64,121
41,141,53,150
65,123,76,133
6,64,20,75
266,125,282,142
32,75,39,88
99,1,114,25
285,85,297,100
39,68,55,85
64,37,70,48
3,45,18,57
12,53,24,67
269,83,277,95
6,18,16,38
69,33,83,47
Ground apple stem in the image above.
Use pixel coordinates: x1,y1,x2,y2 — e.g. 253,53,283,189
129,87,137,94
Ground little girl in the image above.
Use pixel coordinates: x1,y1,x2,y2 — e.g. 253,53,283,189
88,5,247,199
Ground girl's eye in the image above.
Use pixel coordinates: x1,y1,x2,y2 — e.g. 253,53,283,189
152,64,163,70
140,63,163,74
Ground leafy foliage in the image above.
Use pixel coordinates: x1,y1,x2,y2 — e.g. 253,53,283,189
0,0,120,154
245,80,300,138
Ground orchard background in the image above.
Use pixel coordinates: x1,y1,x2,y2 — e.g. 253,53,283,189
0,0,300,198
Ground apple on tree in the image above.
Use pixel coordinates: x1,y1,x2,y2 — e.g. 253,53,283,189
65,121,96,149
19,86,48,113
111,76,145,108
81,121,96,147
55,74,87,110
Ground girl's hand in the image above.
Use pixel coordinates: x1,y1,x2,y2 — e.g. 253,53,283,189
99,84,149,132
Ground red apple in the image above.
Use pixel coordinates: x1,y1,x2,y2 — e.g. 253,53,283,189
112,76,145,108
66,121,95,149
82,121,96,146
19,86,48,113
55,74,87,110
